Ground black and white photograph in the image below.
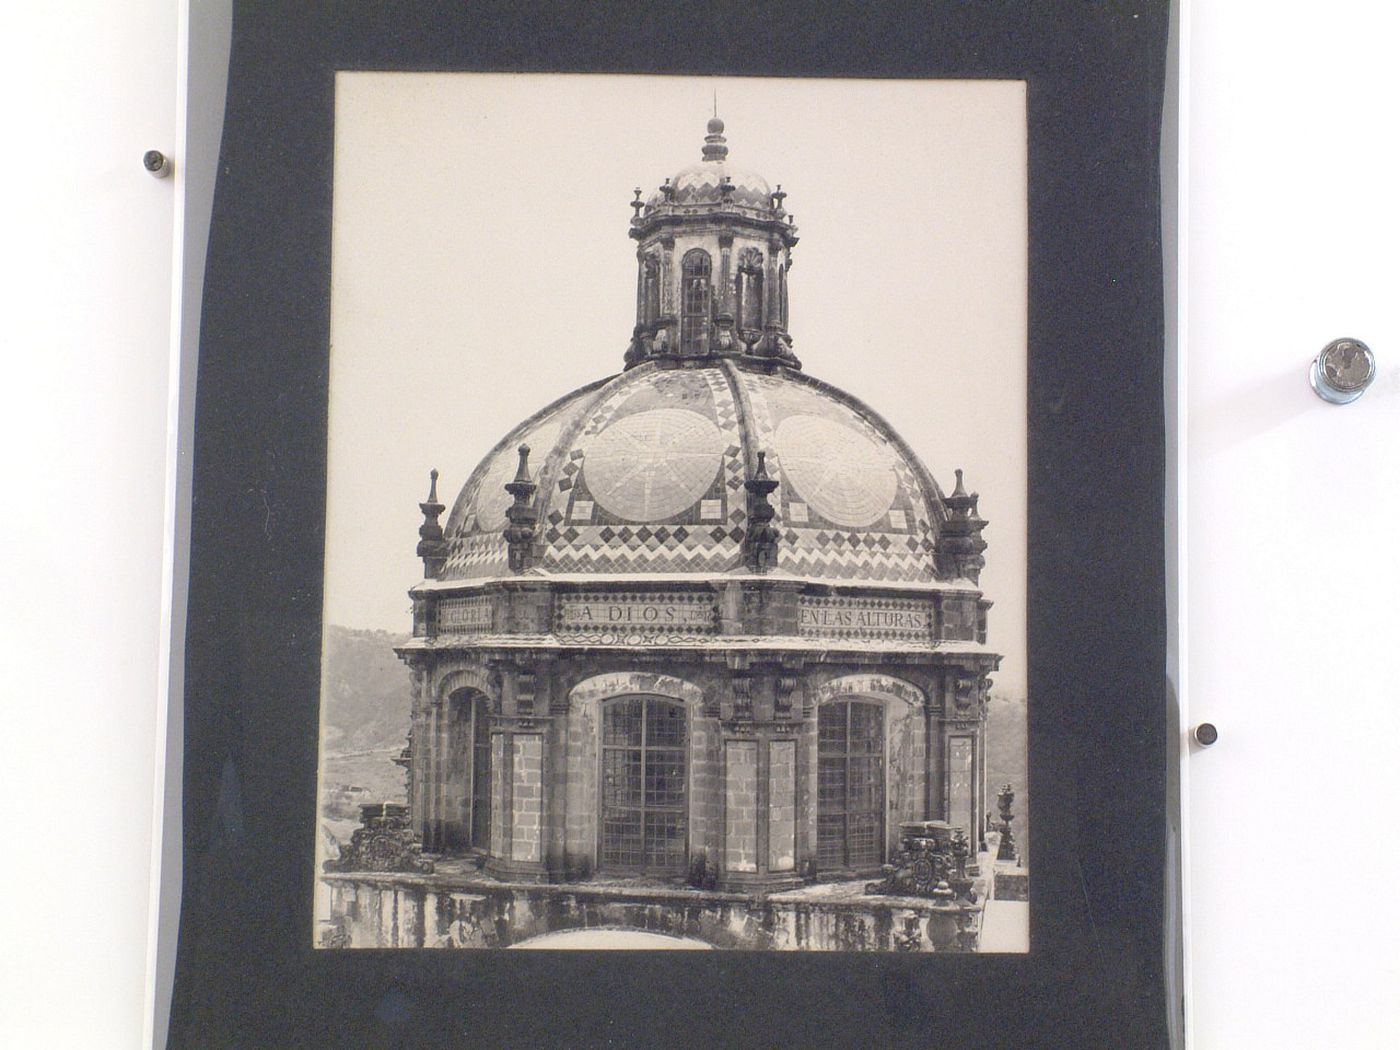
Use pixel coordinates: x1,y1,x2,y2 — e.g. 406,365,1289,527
313,72,1029,953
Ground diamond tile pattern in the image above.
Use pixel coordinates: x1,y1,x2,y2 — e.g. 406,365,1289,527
440,361,944,583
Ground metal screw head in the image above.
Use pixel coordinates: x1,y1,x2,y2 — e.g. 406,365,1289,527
1193,723,1219,747
143,149,172,178
1310,337,1375,404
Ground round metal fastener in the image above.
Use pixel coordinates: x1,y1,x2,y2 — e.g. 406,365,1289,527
1193,723,1219,747
1310,337,1375,404
143,149,172,178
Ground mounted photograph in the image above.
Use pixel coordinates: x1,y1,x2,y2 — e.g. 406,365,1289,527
313,72,1029,953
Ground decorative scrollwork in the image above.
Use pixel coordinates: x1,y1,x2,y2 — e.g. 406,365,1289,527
323,803,433,875
865,821,978,903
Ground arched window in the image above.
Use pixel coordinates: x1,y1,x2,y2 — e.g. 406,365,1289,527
442,689,492,851
680,249,712,353
642,254,660,325
601,695,688,873
735,247,764,336
817,700,885,870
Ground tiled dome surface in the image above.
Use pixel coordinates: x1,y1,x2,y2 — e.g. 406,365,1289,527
661,160,772,209
440,361,948,584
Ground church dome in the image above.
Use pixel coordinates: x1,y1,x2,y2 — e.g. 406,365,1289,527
667,159,772,209
438,358,958,586
413,116,988,593
642,117,780,215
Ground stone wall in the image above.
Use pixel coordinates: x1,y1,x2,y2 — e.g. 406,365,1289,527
511,734,543,862
404,654,990,889
767,740,796,871
688,715,720,871
563,700,598,875
322,873,982,953
724,741,758,873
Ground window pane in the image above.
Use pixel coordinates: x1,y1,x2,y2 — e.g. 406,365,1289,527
818,703,847,747
644,750,685,809
817,814,845,869
850,702,883,750
602,748,641,809
643,811,687,870
818,755,846,808
602,815,642,869
849,756,882,809
848,813,882,868
645,698,686,747
603,697,642,746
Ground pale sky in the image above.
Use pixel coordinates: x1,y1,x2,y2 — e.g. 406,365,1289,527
325,72,1027,697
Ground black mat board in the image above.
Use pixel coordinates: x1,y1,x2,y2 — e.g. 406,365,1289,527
170,2,1175,1047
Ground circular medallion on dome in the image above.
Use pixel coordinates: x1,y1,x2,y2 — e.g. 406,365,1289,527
474,419,562,532
582,408,725,522
773,414,898,528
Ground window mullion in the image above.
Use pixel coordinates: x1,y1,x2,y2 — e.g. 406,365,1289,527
639,699,649,853
845,702,853,868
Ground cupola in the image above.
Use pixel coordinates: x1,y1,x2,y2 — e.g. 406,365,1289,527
625,117,800,369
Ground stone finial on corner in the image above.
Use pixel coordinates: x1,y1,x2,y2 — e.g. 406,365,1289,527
744,450,781,573
416,468,448,578
503,444,539,573
937,468,988,583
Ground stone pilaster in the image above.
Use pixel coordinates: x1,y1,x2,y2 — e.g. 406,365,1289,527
659,235,675,317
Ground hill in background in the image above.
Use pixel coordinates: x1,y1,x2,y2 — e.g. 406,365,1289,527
319,626,412,845
320,625,413,754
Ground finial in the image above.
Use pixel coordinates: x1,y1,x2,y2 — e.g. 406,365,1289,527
660,177,675,202
630,187,643,218
713,88,717,119
744,449,781,573
938,468,987,583
512,444,532,484
702,115,728,162
416,467,447,578
504,446,539,573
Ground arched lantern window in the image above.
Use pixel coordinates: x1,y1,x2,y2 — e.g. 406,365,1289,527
735,247,765,337
680,249,712,353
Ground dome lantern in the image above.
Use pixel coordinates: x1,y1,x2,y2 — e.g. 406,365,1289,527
626,117,800,370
